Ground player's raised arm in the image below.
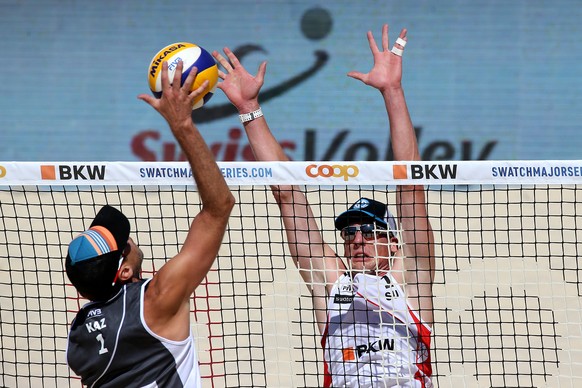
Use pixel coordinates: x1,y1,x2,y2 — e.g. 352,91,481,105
212,48,343,327
349,25,435,324
66,57,234,387
138,60,235,339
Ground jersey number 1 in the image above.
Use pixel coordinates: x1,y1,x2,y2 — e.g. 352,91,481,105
96,333,109,354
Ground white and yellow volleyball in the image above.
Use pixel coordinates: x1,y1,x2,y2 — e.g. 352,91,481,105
147,42,218,110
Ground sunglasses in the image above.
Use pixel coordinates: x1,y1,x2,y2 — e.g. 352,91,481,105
340,223,387,242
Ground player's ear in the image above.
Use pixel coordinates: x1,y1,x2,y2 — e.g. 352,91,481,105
118,262,135,283
390,236,399,255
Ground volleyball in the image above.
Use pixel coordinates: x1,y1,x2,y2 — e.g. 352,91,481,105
147,42,218,110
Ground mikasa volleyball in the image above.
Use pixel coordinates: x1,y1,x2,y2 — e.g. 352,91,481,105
148,42,218,110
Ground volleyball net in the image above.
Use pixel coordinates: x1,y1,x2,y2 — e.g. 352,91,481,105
1,160,582,387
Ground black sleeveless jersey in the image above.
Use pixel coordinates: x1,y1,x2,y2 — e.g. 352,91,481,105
66,279,201,387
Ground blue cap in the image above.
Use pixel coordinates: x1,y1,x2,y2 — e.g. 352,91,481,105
67,226,119,264
334,197,397,233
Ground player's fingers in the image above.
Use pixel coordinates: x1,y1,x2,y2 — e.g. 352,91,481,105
213,50,233,72
182,66,198,92
367,31,380,55
390,28,408,57
382,24,389,52
160,61,170,90
255,61,267,85
171,60,184,90
189,80,209,101
137,93,158,107
347,71,366,84
223,47,242,69
395,28,407,47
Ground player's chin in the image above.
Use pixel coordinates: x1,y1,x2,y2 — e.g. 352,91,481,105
349,255,375,268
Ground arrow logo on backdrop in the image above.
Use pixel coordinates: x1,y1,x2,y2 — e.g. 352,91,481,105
192,45,329,124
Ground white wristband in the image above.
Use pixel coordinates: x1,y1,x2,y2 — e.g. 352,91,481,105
239,107,263,124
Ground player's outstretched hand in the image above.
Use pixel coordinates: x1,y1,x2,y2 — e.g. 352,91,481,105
348,24,407,93
138,60,208,129
213,47,267,112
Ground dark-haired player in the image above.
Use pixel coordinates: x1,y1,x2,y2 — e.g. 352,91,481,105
65,61,234,387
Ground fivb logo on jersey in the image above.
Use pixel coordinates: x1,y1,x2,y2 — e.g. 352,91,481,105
41,164,107,181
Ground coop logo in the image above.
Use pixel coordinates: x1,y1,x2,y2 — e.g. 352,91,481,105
41,165,106,181
0,165,6,178
306,164,359,181
393,163,458,180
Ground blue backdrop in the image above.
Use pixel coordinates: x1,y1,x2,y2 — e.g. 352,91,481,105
1,0,581,162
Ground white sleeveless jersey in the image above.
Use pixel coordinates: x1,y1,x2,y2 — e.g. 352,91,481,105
321,272,432,387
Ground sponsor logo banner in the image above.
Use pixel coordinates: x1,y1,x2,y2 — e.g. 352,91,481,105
1,161,582,186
